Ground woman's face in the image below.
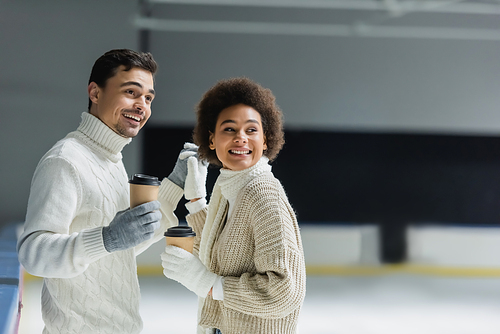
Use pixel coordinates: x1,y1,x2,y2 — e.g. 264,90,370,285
209,103,267,171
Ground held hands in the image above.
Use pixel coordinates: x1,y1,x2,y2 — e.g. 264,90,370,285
167,143,208,200
102,201,162,253
161,245,218,297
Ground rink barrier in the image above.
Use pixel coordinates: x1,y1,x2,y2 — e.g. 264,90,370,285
20,263,500,284
19,222,500,283
136,264,500,277
304,264,500,277
0,223,22,334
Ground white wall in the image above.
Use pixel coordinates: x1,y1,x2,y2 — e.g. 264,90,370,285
149,31,500,134
145,5,500,135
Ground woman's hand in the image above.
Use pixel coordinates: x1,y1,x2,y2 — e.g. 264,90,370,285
184,148,208,200
161,245,218,297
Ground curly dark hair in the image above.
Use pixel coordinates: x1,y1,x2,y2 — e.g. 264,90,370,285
193,77,285,166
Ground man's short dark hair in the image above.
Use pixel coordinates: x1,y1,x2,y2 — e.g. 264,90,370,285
87,49,158,110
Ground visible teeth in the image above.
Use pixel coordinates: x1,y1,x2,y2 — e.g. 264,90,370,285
231,150,250,154
124,114,140,122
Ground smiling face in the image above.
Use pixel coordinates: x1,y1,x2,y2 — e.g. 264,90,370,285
88,66,155,138
209,103,267,171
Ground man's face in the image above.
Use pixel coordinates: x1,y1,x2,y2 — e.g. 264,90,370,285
88,66,155,138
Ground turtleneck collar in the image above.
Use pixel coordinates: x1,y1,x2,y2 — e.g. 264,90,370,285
218,156,272,200
75,112,131,163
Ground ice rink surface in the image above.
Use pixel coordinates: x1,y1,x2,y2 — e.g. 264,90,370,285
19,274,500,334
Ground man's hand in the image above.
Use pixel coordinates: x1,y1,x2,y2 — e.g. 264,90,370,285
102,200,162,252
167,142,208,200
167,143,199,189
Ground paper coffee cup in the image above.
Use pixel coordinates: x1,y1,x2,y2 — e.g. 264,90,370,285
129,174,161,208
164,226,196,253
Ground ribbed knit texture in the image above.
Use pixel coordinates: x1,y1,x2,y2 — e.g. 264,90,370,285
18,112,180,334
199,157,272,268
187,160,306,334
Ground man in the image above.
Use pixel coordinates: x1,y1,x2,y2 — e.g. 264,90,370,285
17,49,186,333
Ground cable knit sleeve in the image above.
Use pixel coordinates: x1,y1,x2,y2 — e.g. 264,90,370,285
221,178,306,319
157,177,184,229
17,156,109,278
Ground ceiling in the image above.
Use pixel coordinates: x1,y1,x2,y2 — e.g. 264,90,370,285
135,0,500,41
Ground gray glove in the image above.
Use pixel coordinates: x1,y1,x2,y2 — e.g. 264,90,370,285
102,200,162,253
167,143,199,189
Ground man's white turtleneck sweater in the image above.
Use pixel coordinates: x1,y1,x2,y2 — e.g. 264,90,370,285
17,112,183,334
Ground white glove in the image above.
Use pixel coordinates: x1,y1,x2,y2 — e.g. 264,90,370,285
161,245,219,297
184,146,208,200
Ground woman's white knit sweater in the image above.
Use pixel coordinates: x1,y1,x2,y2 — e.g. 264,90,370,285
187,170,306,334
17,112,182,334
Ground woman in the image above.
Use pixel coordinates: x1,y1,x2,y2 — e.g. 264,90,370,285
161,77,306,334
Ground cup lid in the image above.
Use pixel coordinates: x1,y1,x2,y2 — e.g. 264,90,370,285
164,225,196,237
129,173,161,186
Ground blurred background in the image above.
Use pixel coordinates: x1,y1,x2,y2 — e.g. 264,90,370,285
3,0,500,333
